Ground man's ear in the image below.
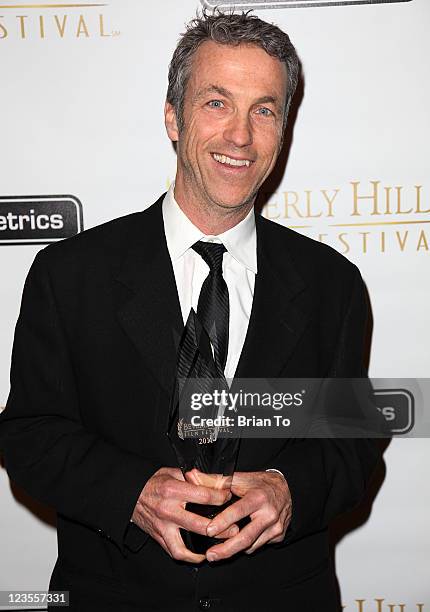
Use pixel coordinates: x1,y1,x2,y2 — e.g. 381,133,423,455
165,101,179,142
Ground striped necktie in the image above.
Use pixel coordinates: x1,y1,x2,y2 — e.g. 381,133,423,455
192,241,229,372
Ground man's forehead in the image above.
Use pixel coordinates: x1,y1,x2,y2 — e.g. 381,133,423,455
192,39,282,68
188,41,287,100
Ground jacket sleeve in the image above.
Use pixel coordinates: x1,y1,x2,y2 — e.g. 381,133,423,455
271,266,383,544
0,250,154,555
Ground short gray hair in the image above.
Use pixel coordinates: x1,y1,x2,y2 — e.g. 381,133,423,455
167,10,299,133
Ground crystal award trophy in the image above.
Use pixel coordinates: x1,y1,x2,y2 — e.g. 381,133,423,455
167,309,242,554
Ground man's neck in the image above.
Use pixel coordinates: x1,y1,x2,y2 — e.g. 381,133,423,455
173,179,254,236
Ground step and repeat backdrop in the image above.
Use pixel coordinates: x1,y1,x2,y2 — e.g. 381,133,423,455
1,0,429,609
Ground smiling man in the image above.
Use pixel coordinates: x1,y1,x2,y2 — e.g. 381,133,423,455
164,40,287,232
0,10,381,612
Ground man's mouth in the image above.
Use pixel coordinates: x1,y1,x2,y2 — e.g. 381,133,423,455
211,153,252,168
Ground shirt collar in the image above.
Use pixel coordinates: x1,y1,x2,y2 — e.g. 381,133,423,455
162,182,257,274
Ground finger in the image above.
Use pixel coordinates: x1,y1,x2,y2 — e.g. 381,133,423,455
144,519,178,559
245,522,284,555
174,507,211,535
205,518,266,562
182,482,232,507
150,531,172,557
163,525,206,564
159,477,231,507
185,469,231,491
215,525,239,539
206,497,255,537
231,470,282,498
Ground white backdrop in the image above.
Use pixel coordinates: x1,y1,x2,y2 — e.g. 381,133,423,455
1,0,429,609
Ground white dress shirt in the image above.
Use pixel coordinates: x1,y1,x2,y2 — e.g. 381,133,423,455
162,183,257,380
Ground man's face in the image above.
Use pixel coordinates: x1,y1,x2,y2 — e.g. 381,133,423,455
165,40,288,212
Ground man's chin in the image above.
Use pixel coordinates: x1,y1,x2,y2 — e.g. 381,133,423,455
208,190,256,211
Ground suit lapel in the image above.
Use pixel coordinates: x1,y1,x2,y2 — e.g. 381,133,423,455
234,214,310,379
114,198,310,389
115,196,184,394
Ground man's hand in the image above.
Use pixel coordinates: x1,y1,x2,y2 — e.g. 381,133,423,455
131,467,236,563
204,470,292,562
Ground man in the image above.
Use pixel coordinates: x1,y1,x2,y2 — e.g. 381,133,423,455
0,10,381,612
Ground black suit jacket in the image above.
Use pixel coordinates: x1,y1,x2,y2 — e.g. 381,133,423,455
0,195,380,611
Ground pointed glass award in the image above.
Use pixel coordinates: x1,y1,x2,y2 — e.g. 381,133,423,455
167,309,242,554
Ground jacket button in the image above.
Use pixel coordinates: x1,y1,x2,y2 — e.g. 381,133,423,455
199,599,212,610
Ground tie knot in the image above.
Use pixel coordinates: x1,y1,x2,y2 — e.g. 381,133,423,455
192,241,226,272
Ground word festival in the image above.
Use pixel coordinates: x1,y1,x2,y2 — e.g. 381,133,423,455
263,180,429,254
0,12,116,39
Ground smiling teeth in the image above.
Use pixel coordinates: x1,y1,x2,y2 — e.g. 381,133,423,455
212,153,251,167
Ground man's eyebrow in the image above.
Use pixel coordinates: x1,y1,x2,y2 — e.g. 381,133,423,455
193,85,233,102
254,95,279,107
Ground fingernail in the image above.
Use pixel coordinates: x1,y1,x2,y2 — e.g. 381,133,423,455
207,525,217,537
207,552,217,562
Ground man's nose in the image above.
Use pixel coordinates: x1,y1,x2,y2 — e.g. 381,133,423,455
223,113,253,148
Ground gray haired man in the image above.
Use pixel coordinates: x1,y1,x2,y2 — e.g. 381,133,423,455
0,10,380,611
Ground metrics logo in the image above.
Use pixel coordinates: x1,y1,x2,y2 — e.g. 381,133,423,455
373,388,414,434
201,0,412,9
0,195,83,245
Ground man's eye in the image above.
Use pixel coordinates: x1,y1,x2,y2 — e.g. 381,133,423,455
256,107,273,117
207,100,224,108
